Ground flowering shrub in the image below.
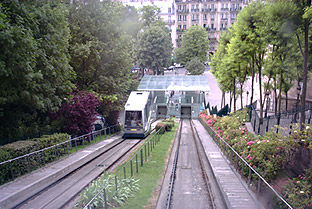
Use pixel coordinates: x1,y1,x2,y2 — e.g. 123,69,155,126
275,168,312,209
199,109,312,208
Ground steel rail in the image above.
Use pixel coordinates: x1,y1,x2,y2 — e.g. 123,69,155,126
166,120,182,209
190,120,216,209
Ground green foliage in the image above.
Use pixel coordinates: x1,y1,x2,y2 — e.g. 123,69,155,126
0,1,74,143
0,133,69,185
69,1,138,119
139,5,163,28
185,57,205,75
77,176,140,208
135,25,172,74
175,25,209,65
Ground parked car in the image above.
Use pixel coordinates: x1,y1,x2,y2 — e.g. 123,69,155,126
168,66,175,71
130,66,140,73
93,115,107,131
175,63,183,68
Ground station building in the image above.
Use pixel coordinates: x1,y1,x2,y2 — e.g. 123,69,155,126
137,75,210,119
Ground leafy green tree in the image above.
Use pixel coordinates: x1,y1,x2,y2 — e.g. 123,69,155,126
175,25,209,65
135,25,172,75
69,1,138,123
139,5,163,28
185,57,205,75
0,2,74,143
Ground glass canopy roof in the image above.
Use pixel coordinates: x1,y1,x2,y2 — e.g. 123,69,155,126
137,75,210,92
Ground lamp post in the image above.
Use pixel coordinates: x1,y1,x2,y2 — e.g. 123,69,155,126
246,91,249,106
294,84,301,123
265,90,270,118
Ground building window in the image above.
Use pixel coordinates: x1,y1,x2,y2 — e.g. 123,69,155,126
183,25,186,29
183,15,187,21
196,14,199,20
168,7,171,13
192,5,195,10
203,24,206,28
204,4,207,9
178,25,182,29
211,14,214,19
183,5,187,10
178,5,182,10
203,14,207,20
196,4,199,9
178,15,182,21
211,23,214,29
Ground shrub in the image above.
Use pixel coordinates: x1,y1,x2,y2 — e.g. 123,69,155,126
76,176,140,208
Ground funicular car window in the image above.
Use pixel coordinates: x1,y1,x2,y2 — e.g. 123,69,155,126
125,111,142,127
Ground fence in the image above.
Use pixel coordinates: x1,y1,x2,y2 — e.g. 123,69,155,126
249,101,312,136
83,126,165,209
199,118,293,209
0,124,121,184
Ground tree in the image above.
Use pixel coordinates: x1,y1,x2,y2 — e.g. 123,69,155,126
139,5,163,28
0,2,74,143
69,1,138,123
51,89,100,137
175,25,209,65
185,57,205,75
135,25,172,75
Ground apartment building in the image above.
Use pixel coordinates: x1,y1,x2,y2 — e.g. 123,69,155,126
119,0,249,53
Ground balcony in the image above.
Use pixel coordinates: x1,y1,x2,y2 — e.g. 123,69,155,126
166,20,176,25
221,18,228,21
191,9,200,13
191,19,199,22
202,8,210,12
176,9,189,13
221,8,229,11
176,28,185,33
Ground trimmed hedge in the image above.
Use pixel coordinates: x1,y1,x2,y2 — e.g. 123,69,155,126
0,133,69,185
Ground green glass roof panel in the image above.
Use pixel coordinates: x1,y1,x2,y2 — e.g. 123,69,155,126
137,75,210,92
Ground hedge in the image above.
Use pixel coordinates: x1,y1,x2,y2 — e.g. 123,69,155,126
0,133,69,185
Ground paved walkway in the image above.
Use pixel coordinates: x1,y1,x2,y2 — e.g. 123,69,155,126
193,120,264,209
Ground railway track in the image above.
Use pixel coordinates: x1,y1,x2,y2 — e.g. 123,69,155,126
166,119,219,209
15,138,143,209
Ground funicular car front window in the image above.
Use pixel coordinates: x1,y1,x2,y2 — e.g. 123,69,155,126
125,111,142,127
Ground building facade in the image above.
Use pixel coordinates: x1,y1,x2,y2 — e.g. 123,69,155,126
119,0,249,53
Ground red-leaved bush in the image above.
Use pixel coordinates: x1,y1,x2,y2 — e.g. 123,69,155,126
51,89,100,137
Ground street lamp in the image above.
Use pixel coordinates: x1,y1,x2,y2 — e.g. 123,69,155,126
265,90,270,118
246,91,249,106
294,84,301,123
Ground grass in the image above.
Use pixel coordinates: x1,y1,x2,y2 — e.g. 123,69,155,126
116,123,178,209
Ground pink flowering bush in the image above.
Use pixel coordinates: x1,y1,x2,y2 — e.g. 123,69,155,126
275,168,312,209
199,109,312,208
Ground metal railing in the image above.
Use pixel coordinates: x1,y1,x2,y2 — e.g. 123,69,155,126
0,124,121,184
248,102,312,136
199,118,293,209
83,126,165,209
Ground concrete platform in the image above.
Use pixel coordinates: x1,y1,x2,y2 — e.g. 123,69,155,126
192,120,264,209
0,133,123,209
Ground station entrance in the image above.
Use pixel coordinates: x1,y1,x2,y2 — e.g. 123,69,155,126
137,75,210,119
181,106,191,119
157,105,167,119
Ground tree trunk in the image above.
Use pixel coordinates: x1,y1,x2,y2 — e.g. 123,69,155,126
229,92,232,112
278,70,283,115
250,56,255,104
233,78,236,112
286,90,288,111
300,17,310,129
241,83,243,109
